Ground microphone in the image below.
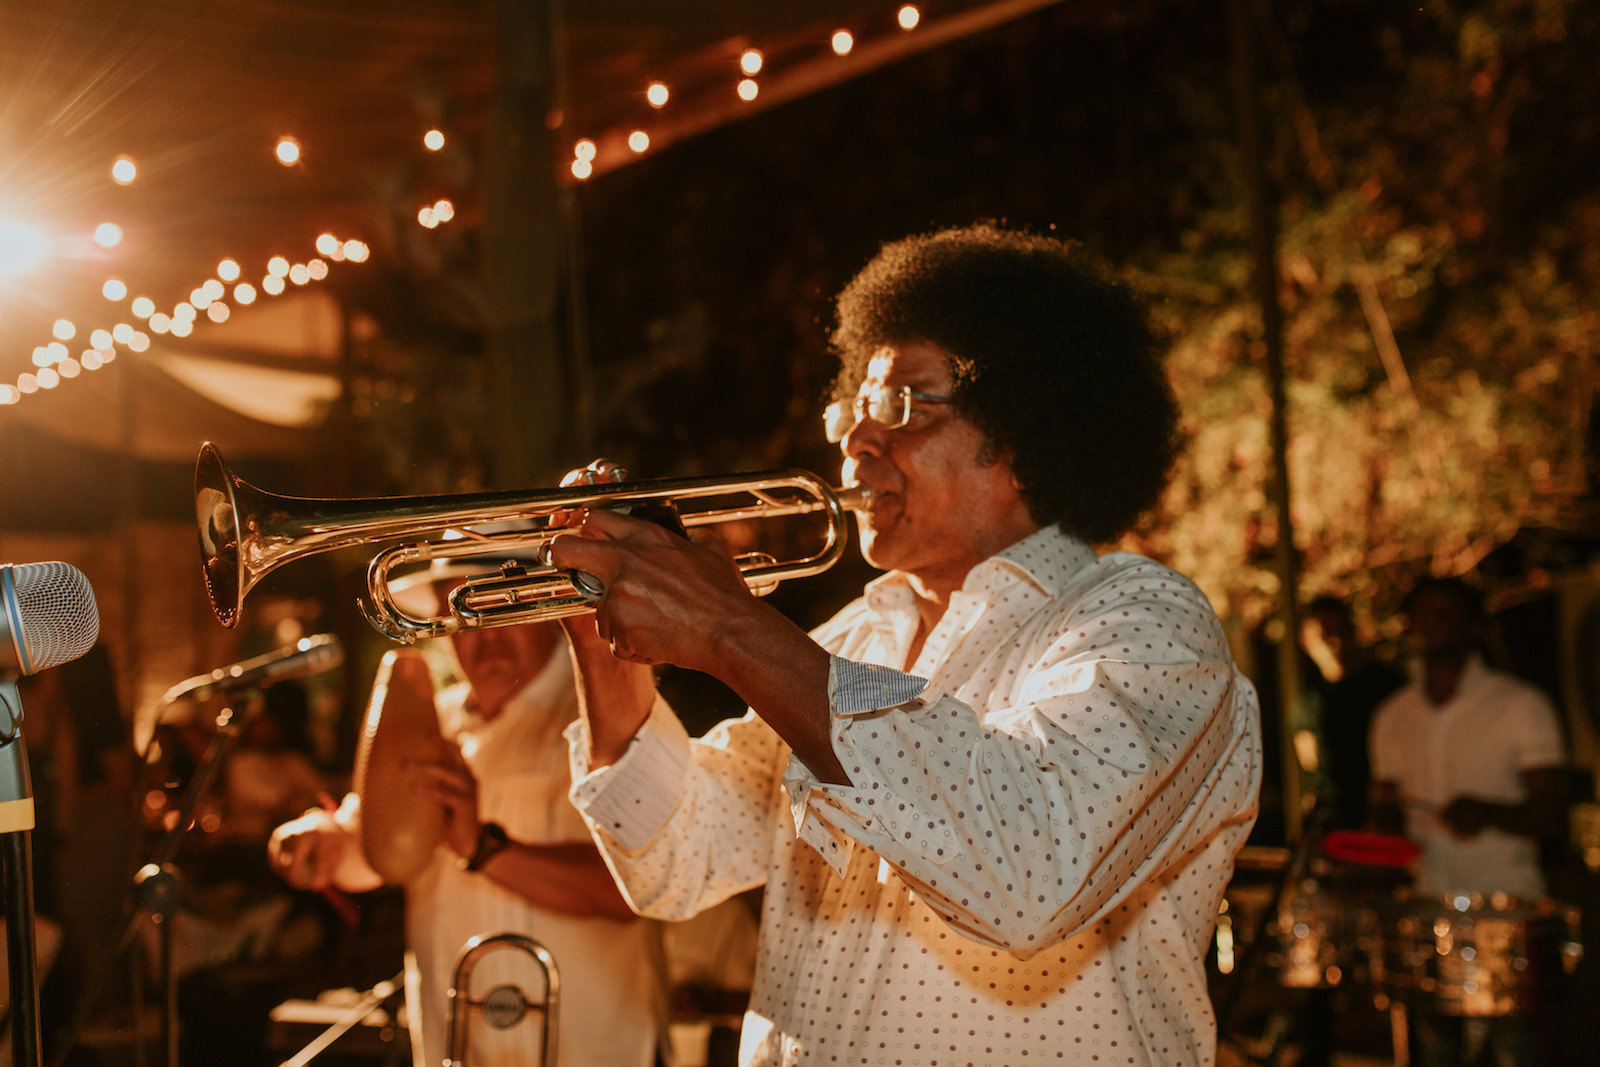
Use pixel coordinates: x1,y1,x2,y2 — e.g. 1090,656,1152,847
162,633,344,704
1,562,101,677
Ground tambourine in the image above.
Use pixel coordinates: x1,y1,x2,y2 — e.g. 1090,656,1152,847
352,649,446,884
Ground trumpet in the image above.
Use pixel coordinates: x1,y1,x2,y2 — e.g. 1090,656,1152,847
445,932,559,1067
194,442,872,642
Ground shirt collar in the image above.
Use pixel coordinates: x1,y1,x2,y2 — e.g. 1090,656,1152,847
861,525,1098,612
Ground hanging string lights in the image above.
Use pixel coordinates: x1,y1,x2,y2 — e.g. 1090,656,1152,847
568,3,922,178
7,3,932,405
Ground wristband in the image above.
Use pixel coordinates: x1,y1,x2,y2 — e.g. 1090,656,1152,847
462,821,510,872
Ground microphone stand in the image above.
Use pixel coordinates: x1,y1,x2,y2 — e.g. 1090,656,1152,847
1,679,42,1067
50,696,257,1067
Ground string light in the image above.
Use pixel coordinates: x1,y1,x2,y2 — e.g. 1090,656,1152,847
131,297,155,318
111,156,137,184
898,5,920,29
831,30,854,55
275,137,301,165
93,223,123,248
217,259,241,281
423,129,445,151
234,283,257,304
738,79,759,101
571,159,593,180
646,82,669,107
102,279,127,300
52,320,76,341
628,130,650,153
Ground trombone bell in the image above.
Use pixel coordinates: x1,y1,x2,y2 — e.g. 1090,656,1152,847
194,441,873,642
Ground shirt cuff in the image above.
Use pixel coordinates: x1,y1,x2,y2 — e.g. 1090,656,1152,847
828,656,929,716
567,696,692,851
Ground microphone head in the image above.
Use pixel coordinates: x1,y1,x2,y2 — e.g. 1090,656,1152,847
2,562,101,675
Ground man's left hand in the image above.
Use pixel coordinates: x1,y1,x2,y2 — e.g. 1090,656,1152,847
1439,796,1496,839
407,738,481,859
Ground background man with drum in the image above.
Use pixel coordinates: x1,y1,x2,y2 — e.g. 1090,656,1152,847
549,223,1263,1065
1370,575,1569,1066
268,562,664,1067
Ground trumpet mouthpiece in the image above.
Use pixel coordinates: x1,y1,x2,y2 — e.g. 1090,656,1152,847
836,485,876,512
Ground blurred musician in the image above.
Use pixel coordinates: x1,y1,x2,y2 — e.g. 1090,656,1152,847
1370,575,1569,1066
267,561,663,1067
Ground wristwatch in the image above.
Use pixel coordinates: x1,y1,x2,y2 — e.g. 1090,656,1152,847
463,821,510,872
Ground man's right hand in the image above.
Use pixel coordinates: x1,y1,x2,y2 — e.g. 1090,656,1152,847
269,808,350,892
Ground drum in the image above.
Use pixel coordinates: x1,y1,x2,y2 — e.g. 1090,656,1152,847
1275,877,1360,988
1369,894,1583,1017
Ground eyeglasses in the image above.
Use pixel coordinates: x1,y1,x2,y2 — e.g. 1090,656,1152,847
823,383,954,443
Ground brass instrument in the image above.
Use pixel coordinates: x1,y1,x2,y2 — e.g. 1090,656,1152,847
194,441,872,642
444,933,559,1067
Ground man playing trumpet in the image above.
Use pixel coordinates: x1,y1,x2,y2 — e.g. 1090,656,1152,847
550,223,1263,1065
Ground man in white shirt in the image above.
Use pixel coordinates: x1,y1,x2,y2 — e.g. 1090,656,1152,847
268,567,663,1067
1369,576,1567,1067
549,223,1263,1066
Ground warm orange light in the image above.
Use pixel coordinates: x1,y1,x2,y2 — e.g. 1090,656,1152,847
93,222,123,248
342,240,369,262
307,258,329,280
289,263,310,285
0,385,18,404
418,206,438,228
52,319,75,341
740,49,763,76
189,288,213,311
111,156,137,184
574,139,597,161
103,278,127,300
898,5,920,29
170,318,193,338
46,342,67,362
263,275,286,295
31,348,51,368
423,129,445,151
268,256,290,277
172,303,196,323
112,323,135,344
80,352,103,370
57,359,80,379
149,313,171,333
646,82,669,107
200,279,225,301
128,332,150,353
315,233,339,256
831,30,854,55
17,374,39,394
207,303,230,323
36,368,60,390
628,130,650,153
131,296,154,318
234,283,257,304
738,79,759,101
433,199,454,223
90,329,113,349
218,259,241,281
276,137,301,165
571,159,593,180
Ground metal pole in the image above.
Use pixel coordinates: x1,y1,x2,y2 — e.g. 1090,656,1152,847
1230,0,1305,841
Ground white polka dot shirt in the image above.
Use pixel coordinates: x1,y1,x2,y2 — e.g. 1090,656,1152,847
569,526,1262,1065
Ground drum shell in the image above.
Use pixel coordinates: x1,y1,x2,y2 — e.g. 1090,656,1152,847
353,649,447,884
1369,896,1577,1017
